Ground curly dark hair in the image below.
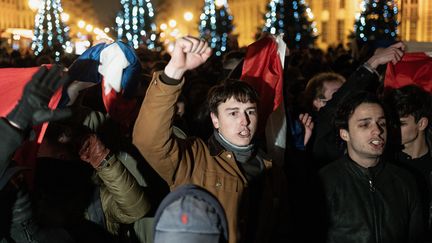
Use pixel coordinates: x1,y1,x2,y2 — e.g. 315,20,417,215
384,85,432,123
334,91,384,132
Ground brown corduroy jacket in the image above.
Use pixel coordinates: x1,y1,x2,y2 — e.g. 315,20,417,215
133,71,289,243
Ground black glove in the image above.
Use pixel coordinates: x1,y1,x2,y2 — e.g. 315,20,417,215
6,65,72,131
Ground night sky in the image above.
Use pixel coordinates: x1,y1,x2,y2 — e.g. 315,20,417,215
91,0,121,27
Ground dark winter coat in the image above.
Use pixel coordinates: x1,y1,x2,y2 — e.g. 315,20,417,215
319,155,424,243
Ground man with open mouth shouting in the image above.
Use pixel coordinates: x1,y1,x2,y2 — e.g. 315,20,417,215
319,91,424,243
133,36,288,243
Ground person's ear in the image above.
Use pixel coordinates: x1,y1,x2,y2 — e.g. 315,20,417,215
210,112,219,129
340,129,350,142
418,117,429,131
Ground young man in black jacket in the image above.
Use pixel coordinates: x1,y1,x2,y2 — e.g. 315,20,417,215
310,42,406,166
319,91,424,243
385,85,432,238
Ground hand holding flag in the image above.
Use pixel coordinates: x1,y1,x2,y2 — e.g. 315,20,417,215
6,65,71,131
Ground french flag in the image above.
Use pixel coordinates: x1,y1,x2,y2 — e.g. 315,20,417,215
64,41,142,129
0,42,142,183
240,35,288,165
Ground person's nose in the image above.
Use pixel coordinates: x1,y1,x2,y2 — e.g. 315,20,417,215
371,122,384,136
240,112,250,126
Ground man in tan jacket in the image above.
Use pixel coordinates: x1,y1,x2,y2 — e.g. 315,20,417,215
133,36,288,243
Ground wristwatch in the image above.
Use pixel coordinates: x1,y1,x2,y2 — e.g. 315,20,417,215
97,151,116,169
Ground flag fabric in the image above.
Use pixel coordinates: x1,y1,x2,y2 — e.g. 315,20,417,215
0,66,62,185
240,35,287,165
0,65,62,143
384,52,432,92
65,41,142,127
240,35,285,129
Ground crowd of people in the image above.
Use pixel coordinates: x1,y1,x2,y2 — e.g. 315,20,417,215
0,33,431,243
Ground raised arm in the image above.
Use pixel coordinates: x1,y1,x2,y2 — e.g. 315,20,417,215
313,42,405,164
1,65,71,178
132,37,211,184
79,134,150,227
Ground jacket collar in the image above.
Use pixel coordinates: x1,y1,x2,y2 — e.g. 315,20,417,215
343,154,385,180
208,134,225,157
207,134,271,162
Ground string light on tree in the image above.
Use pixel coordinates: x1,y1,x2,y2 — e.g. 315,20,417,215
116,0,161,50
184,11,193,22
261,0,317,49
199,0,234,56
354,0,399,45
31,0,71,62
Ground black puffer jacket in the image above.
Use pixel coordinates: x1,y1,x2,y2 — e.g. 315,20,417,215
319,155,424,243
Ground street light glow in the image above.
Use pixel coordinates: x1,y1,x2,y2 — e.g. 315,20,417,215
160,23,167,30
184,12,193,22
215,0,226,7
85,24,94,32
28,0,41,11
78,20,86,28
168,19,177,28
104,27,110,33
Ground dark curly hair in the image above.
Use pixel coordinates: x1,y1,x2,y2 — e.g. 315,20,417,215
334,91,384,132
384,85,432,124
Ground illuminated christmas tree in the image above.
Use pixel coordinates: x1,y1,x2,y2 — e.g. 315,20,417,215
199,0,234,56
261,0,317,49
354,0,399,45
31,0,71,62
116,0,160,50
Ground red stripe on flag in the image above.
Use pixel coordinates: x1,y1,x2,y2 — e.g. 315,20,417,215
240,36,284,134
0,66,63,188
385,52,432,92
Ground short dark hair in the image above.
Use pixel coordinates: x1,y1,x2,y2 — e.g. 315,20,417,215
334,91,384,131
207,79,259,116
384,85,432,123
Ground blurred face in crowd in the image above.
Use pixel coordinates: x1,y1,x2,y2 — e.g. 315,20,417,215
400,115,428,148
313,80,343,111
37,137,74,160
340,103,387,167
210,97,258,147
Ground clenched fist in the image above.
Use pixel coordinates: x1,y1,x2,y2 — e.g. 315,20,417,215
79,134,110,169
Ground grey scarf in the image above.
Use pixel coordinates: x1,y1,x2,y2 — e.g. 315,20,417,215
213,130,255,163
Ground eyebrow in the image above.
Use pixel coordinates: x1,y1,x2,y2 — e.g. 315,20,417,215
224,106,257,111
225,108,239,111
356,117,386,122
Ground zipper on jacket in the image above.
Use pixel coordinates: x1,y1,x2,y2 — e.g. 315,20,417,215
367,169,380,243
368,178,375,192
